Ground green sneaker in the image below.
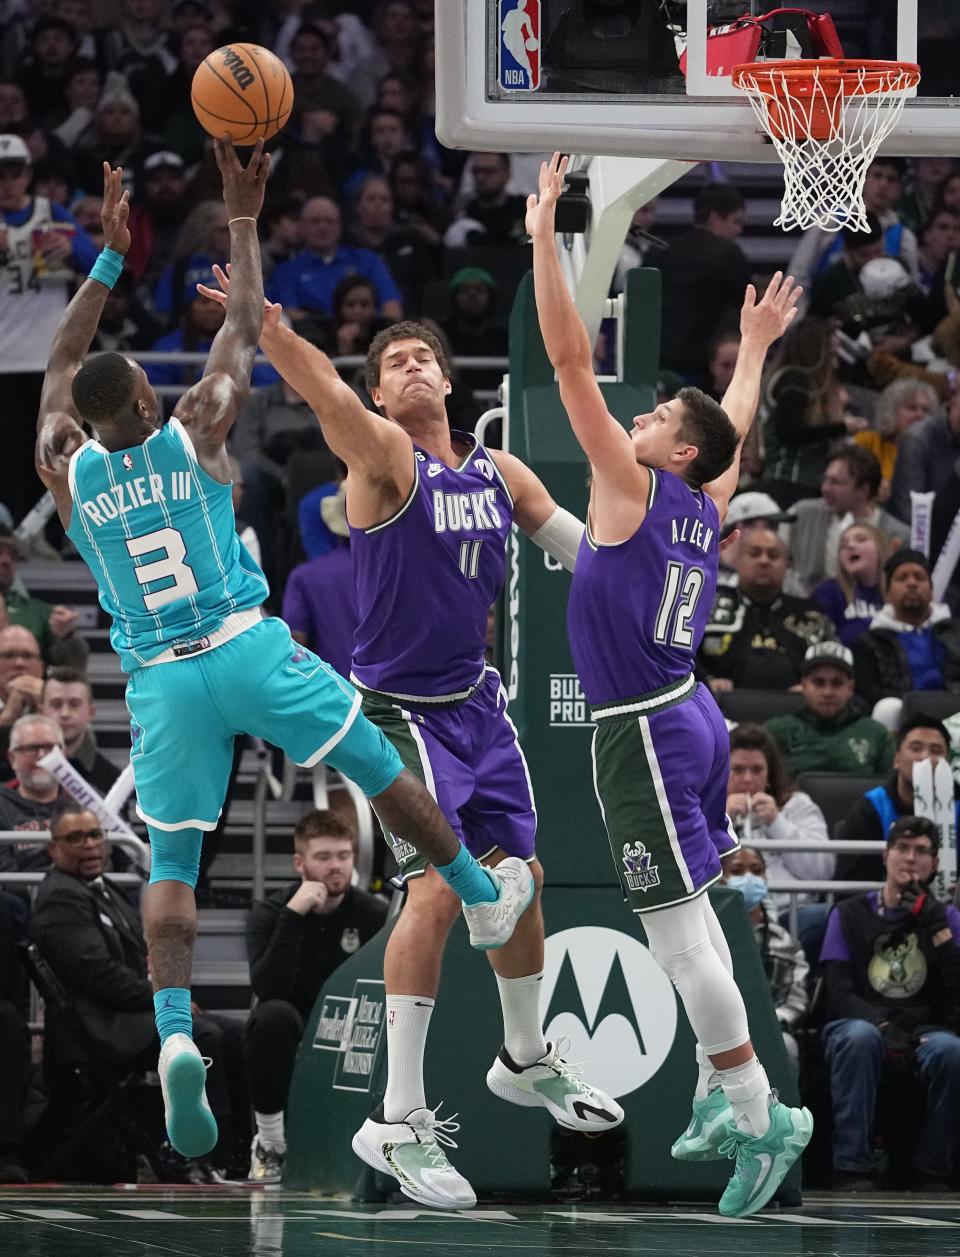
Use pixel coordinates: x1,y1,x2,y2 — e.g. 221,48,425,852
717,1101,814,1218
671,1090,736,1162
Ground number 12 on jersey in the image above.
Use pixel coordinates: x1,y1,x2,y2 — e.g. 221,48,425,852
654,561,704,649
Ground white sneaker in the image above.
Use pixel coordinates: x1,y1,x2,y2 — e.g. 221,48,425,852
352,1103,477,1210
248,1136,285,1185
461,857,534,950
157,1032,218,1159
487,1039,625,1132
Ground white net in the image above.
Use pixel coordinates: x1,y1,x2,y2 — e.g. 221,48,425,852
733,61,919,233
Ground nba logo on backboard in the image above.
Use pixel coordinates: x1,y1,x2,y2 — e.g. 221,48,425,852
499,0,540,92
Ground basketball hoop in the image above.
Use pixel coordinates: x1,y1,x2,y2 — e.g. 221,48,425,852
731,59,920,233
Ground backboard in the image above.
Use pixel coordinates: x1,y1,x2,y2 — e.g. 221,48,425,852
435,1,958,162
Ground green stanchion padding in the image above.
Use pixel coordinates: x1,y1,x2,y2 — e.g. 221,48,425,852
283,886,800,1203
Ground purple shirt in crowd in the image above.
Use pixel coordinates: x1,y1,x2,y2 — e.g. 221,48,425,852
821,891,960,961
281,546,357,680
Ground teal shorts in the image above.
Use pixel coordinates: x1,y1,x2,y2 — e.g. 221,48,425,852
126,617,403,832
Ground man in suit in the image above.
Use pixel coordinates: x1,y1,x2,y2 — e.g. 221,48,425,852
30,805,249,1171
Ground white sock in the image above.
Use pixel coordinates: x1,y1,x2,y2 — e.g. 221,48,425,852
496,970,548,1067
383,995,435,1123
695,1043,721,1100
255,1110,285,1152
718,1056,772,1138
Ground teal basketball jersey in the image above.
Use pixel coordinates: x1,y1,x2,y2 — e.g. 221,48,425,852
66,417,268,672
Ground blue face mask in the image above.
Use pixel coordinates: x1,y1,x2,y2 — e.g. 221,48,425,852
726,872,768,909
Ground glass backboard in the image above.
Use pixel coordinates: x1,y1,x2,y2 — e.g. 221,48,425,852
435,1,957,161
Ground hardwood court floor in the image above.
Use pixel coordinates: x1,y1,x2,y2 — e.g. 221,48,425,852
2,1188,960,1257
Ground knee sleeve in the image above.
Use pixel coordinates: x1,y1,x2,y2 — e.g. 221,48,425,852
644,901,749,1056
147,825,204,889
701,893,733,977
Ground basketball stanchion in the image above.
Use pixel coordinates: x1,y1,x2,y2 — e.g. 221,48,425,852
731,58,920,232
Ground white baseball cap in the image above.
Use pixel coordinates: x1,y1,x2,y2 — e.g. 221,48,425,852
724,491,794,528
0,135,30,166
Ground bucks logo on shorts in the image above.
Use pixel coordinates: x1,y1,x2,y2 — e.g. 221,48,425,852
621,841,660,893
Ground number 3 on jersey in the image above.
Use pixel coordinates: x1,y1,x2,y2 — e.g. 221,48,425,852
127,527,199,610
654,560,704,648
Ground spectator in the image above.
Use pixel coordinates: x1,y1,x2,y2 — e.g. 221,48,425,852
0,626,44,733
915,205,960,297
347,171,440,313
72,77,154,199
110,0,178,133
821,815,960,1190
899,156,956,235
31,157,73,210
722,844,808,1067
836,715,959,884
853,378,938,497
124,150,188,289
156,21,216,167
267,104,348,203
888,388,960,524
68,192,102,245
657,182,751,384
283,490,356,679
375,68,432,167
445,151,528,248
50,55,101,149
259,197,302,284
0,131,97,524
853,549,960,713
699,527,835,691
245,809,387,1182
331,274,388,357
807,215,886,321
703,330,742,404
0,524,88,669
389,151,447,243
759,318,867,509
0,713,64,874
441,266,508,388
40,666,119,795
16,16,78,120
716,491,794,587
89,271,160,354
812,522,889,647
789,157,920,298
0,83,27,130
343,105,410,202
353,0,421,110
727,723,833,915
151,198,229,324
766,642,892,777
787,445,910,595
269,196,403,323
30,805,249,1174
289,21,362,139
0,887,28,1182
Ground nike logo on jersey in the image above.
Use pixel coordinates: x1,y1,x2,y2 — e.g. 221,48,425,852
427,463,444,477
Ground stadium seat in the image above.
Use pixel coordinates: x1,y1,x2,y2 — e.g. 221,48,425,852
793,772,887,838
899,691,960,725
716,688,805,726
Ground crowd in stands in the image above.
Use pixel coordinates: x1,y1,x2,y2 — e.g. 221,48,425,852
0,0,957,1197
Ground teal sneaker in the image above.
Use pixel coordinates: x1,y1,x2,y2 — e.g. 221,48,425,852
717,1101,814,1218
671,1090,736,1162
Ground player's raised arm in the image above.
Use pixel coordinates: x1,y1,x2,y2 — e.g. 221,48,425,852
703,272,801,519
173,138,269,460
36,163,130,506
529,153,636,487
197,270,409,476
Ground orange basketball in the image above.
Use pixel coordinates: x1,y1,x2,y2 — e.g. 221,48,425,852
191,43,294,145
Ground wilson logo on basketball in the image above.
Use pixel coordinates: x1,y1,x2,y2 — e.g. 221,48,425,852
220,47,255,89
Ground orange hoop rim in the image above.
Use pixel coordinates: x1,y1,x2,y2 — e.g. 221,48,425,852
732,58,921,96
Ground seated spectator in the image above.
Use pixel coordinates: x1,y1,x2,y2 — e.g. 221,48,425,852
915,203,960,297
759,318,869,509
812,523,889,647
245,809,387,1182
269,197,404,324
352,0,421,111
716,492,794,588
151,199,230,325
766,643,893,778
657,182,750,386
837,714,959,884
343,106,410,203
441,267,508,389
40,667,119,795
445,151,528,249
888,388,960,523
788,445,909,595
156,21,217,168
284,489,356,680
289,21,362,140
820,815,960,1190
0,526,87,670
31,156,73,208
704,330,742,404
30,805,249,1175
125,150,188,289
49,55,101,150
72,77,155,200
898,156,956,235
345,173,440,314
331,274,389,357
89,271,160,354
16,17,78,121
852,549,960,715
0,626,44,735
727,724,833,922
259,198,302,284
0,713,65,873
389,151,448,245
107,0,178,131
699,528,835,692
0,887,29,1182
722,844,808,1067
807,215,886,320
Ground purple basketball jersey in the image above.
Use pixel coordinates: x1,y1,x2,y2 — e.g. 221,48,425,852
568,468,720,705
350,434,513,699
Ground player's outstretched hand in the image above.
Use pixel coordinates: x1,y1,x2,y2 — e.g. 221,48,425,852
197,262,282,333
214,136,270,223
101,162,130,255
739,271,801,349
525,151,569,240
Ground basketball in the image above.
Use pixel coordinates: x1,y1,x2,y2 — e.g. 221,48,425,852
525,37,539,50
191,43,294,145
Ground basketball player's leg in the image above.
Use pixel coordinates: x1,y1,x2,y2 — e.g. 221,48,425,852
126,658,235,1160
